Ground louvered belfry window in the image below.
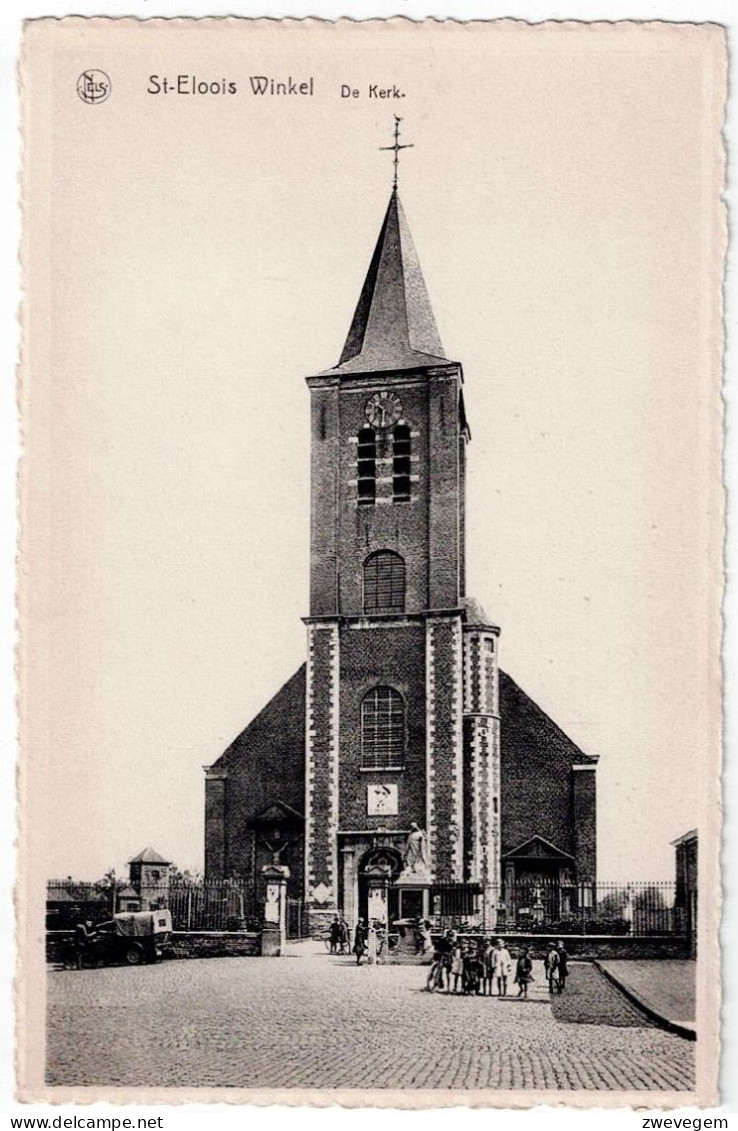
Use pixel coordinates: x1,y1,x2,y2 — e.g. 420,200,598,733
357,427,376,504
361,687,405,770
392,424,412,501
364,550,406,614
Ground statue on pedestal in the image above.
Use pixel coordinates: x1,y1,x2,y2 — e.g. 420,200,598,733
403,822,429,877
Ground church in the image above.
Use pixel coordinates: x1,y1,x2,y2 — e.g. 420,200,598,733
204,159,598,932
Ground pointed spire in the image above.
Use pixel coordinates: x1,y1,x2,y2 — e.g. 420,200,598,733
333,189,447,374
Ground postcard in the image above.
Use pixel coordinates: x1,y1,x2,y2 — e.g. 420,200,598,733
18,16,726,1106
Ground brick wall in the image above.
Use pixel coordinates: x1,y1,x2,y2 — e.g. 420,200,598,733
336,379,431,616
428,371,464,610
204,772,227,878
46,930,263,964
169,931,262,960
308,384,340,617
308,366,464,620
572,767,597,880
338,623,426,830
674,834,697,959
427,933,689,961
206,666,306,888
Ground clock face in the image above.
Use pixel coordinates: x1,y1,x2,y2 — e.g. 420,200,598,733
365,390,403,430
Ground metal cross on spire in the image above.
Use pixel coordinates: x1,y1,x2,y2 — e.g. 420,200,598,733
379,116,414,190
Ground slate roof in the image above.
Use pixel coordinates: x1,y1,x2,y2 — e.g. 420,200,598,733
463,595,498,629
128,847,170,865
498,671,598,769
325,188,451,376
210,664,596,828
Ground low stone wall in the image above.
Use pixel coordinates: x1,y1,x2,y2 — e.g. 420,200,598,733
428,933,689,961
47,930,263,964
168,931,262,959
304,908,335,937
47,931,75,965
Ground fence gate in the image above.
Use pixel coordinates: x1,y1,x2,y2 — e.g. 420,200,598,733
287,898,308,939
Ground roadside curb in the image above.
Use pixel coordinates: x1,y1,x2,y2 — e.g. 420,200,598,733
593,960,696,1041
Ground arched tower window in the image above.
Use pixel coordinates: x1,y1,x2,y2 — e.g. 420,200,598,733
364,550,406,614
361,687,406,770
392,424,411,501
357,427,376,504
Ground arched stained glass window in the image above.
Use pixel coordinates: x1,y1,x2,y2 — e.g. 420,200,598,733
364,550,406,614
361,687,406,770
392,424,411,501
357,427,376,504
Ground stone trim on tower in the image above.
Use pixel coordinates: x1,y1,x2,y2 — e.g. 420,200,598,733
305,621,340,913
426,614,464,881
463,622,502,925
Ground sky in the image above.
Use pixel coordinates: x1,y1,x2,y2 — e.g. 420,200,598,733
21,18,724,886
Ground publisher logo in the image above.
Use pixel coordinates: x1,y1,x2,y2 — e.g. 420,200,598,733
77,70,111,105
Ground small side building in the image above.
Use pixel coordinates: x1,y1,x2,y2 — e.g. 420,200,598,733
128,846,171,910
672,829,697,958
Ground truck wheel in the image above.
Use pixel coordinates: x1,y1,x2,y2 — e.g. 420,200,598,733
124,945,143,965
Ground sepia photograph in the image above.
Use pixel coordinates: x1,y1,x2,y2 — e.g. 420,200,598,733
17,16,725,1106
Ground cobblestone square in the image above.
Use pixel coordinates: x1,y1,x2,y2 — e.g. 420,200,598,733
46,953,695,1092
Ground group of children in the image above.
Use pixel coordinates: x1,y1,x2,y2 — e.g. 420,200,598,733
444,936,535,998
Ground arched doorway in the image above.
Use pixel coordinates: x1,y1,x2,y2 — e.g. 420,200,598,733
357,846,403,924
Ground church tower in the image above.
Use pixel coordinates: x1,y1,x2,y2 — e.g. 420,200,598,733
303,180,501,929
203,133,597,927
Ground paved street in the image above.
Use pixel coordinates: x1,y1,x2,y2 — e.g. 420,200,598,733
598,960,696,1028
46,952,695,1091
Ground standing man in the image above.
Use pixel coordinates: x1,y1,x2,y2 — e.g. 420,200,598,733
74,919,92,970
556,940,569,993
338,914,350,955
328,915,341,954
353,918,367,965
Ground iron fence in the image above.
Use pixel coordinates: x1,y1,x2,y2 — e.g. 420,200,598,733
47,879,264,932
287,898,310,940
430,880,679,936
47,877,681,937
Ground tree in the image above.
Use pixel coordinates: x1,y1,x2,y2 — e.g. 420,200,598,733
94,867,126,913
596,888,629,917
169,865,203,885
632,884,669,912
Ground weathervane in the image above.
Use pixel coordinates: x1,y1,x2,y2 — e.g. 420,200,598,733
380,116,414,189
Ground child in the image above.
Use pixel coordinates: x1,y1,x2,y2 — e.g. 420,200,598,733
492,937,513,997
545,942,560,993
555,941,569,993
483,939,495,996
466,945,478,996
478,940,490,996
514,947,533,998
451,941,464,994
461,942,474,995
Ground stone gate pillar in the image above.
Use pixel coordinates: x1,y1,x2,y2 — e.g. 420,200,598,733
365,863,391,964
261,863,290,956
